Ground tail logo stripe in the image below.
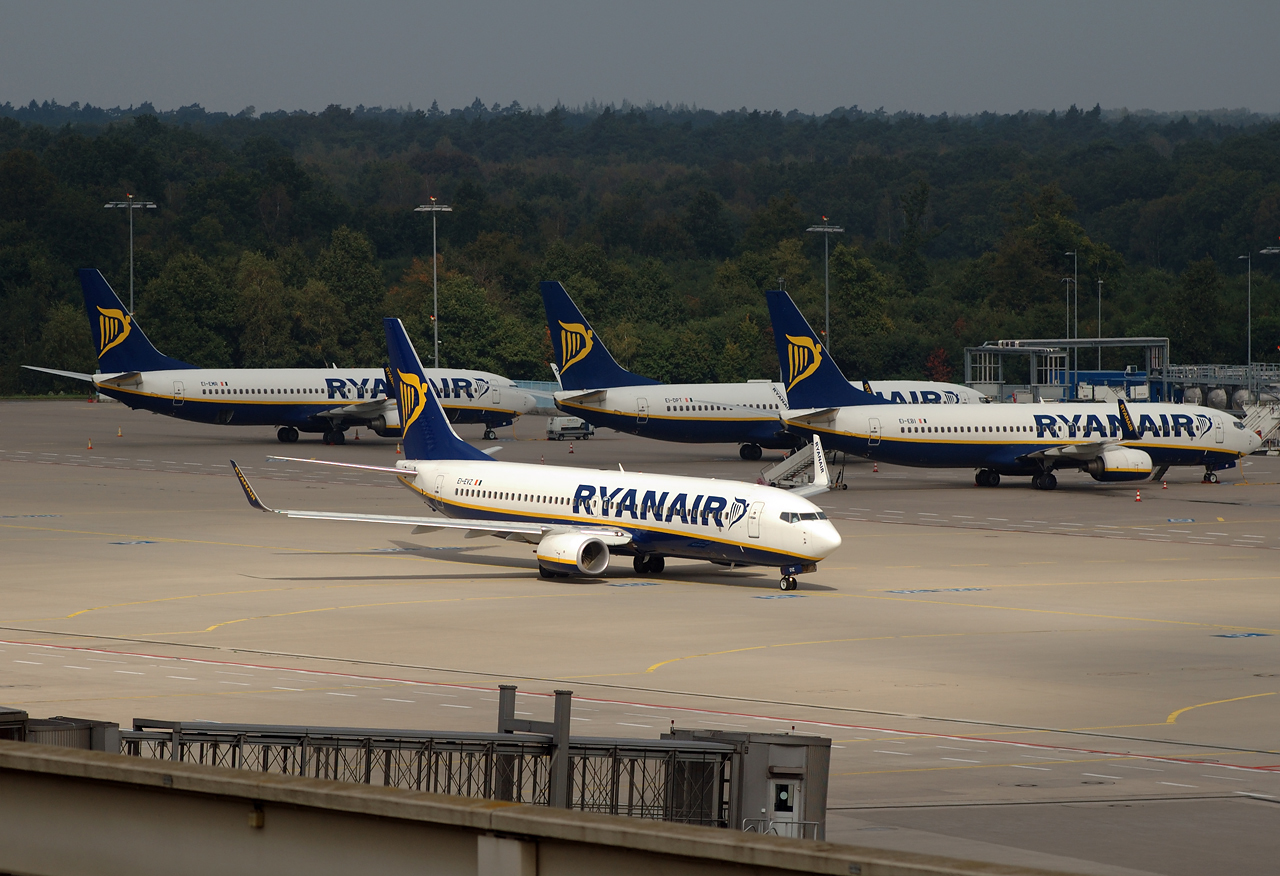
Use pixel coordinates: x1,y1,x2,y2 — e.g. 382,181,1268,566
785,334,822,391
96,306,132,357
558,320,594,373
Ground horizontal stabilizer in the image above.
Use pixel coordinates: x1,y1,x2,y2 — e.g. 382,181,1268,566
21,365,96,382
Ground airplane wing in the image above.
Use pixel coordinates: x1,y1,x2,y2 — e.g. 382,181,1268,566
266,455,408,474
554,388,608,405
312,397,396,421
782,408,840,424
232,461,633,546
1022,439,1119,461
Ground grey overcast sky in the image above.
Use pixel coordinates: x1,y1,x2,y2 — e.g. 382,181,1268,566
5,1,1280,116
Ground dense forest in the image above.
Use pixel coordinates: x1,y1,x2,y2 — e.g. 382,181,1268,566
3,98,1280,395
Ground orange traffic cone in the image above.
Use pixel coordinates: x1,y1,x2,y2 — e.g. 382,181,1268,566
395,443,402,455
568,443,574,454
540,455,545,464
873,462,878,473
353,430,360,441
87,438,92,450
116,427,122,437
1135,489,1142,502
1162,480,1168,490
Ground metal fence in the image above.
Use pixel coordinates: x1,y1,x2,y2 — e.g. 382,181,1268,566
123,720,734,827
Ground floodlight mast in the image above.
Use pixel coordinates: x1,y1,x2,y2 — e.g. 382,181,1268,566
806,220,844,348
414,198,453,369
103,193,157,313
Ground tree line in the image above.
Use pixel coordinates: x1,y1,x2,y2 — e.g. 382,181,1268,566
2,100,1278,395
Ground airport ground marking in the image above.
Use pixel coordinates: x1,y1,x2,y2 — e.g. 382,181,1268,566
834,591,1280,635
1165,692,1276,724
141,592,589,635
8,637,1280,773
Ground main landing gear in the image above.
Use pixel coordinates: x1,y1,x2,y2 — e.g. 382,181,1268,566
483,428,497,440
1032,472,1057,491
633,554,665,574
778,575,798,592
975,469,1000,487
276,426,299,443
322,430,346,445
739,444,763,461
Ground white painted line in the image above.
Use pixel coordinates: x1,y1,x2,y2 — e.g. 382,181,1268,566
937,746,973,751
1011,765,1051,771
1020,755,1063,761
942,758,981,763
86,659,124,663
1207,532,1230,536
1083,774,1123,779
219,681,250,686
327,692,357,697
167,676,196,680
439,704,471,709
14,660,42,665
874,750,912,756
617,722,652,728
383,698,414,703
1159,782,1197,788
1202,775,1246,781
1118,765,1163,772
63,666,92,670
570,717,591,722
274,687,303,691
1236,792,1276,798
114,670,143,675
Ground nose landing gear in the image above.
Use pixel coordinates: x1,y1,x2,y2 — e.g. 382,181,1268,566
484,428,497,440
1203,470,1220,484
778,576,798,591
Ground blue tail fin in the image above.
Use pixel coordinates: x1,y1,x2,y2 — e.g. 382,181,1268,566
764,290,887,409
540,281,660,391
79,269,195,372
384,318,491,461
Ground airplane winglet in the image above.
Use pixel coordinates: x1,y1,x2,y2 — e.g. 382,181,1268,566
1116,399,1139,441
231,460,273,512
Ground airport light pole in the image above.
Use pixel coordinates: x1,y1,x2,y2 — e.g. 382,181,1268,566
1238,253,1252,374
414,198,452,369
104,193,156,313
1096,278,1103,370
806,219,844,347
1065,251,1078,371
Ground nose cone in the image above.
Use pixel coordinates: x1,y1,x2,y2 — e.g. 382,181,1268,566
1248,428,1263,454
515,390,538,415
810,520,843,559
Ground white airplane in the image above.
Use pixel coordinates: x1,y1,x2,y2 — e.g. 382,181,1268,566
24,269,536,444
232,318,842,591
542,281,986,461
765,290,1262,489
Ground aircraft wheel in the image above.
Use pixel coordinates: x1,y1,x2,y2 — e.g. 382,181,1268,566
321,431,333,445
277,426,299,443
648,555,664,573
633,555,648,574
779,577,789,591
539,566,555,579
1041,473,1056,490
975,470,988,487
484,429,497,440
1204,471,1219,484
740,444,763,461
331,430,345,446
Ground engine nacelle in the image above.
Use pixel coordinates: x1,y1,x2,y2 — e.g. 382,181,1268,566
536,532,610,576
1083,446,1153,482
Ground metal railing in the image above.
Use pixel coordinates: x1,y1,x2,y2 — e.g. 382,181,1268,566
123,719,734,827
742,818,821,840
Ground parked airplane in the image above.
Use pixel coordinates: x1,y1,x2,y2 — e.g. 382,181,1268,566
25,269,535,444
233,318,841,590
542,281,981,461
765,290,1262,489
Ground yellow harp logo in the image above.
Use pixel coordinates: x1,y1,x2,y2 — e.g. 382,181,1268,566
96,307,132,357
396,369,429,431
785,334,822,390
558,321,594,372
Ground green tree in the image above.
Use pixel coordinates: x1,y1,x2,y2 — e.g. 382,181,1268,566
235,252,296,367
1162,257,1225,363
139,253,234,366
314,226,383,364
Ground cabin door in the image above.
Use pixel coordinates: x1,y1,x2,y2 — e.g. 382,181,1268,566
746,502,764,538
1215,416,1224,444
172,381,184,406
637,397,649,424
868,417,881,446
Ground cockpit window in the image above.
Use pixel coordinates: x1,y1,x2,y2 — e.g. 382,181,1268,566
1233,421,1245,430
781,511,827,523
779,512,798,523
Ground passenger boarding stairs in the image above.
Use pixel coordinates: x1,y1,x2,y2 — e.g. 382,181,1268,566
758,435,844,495
1242,402,1280,452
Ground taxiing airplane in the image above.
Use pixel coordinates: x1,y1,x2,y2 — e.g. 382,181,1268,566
25,269,536,444
765,290,1262,489
542,281,982,461
233,318,842,590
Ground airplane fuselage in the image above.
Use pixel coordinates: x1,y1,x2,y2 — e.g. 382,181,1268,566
93,367,534,434
789,402,1258,474
395,458,840,569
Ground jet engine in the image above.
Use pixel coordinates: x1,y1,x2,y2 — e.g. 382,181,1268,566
367,407,402,438
536,532,610,576
1083,446,1153,482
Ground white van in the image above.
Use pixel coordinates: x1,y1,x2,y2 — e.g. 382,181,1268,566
546,417,595,440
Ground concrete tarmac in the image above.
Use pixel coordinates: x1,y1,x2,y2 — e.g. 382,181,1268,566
2,399,1279,875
